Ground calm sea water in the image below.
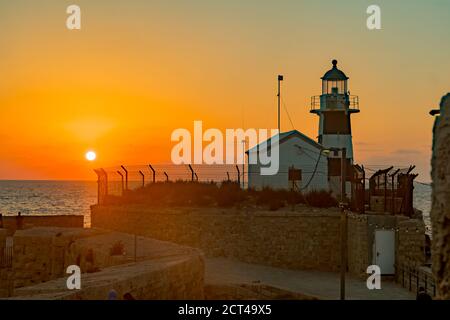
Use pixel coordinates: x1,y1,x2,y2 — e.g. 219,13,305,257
0,181,97,227
0,180,432,230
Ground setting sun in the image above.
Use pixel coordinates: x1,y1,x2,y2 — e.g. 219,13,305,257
85,151,96,161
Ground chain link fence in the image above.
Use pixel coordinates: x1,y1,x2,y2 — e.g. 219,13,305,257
94,164,244,204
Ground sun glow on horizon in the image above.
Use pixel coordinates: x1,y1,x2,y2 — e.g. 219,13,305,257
85,151,97,161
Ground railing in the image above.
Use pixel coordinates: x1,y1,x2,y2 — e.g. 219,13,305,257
310,95,359,111
397,264,436,297
0,246,13,269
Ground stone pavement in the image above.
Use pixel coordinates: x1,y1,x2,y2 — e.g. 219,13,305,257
205,257,415,300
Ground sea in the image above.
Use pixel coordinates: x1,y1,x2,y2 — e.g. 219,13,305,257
0,180,432,231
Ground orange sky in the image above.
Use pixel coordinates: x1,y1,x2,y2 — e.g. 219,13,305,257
0,0,449,182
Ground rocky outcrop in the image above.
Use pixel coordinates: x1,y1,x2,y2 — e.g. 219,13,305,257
431,93,450,299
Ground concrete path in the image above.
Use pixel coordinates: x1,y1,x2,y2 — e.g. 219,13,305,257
205,258,415,300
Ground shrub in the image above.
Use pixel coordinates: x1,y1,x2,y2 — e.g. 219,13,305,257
286,190,304,205
268,198,285,211
110,241,125,256
304,190,338,208
217,181,244,207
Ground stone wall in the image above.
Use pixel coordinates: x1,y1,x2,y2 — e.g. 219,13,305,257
1,215,84,235
91,205,377,274
347,214,369,276
91,205,428,279
0,229,10,297
91,205,343,272
431,93,450,299
397,218,426,269
11,228,103,289
7,227,205,299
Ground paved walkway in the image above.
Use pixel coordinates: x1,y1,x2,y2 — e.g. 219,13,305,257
205,258,415,300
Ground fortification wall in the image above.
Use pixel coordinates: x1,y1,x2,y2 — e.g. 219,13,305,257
1,215,84,235
6,227,204,299
91,205,373,273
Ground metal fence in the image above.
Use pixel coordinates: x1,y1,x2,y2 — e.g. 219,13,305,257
397,264,436,297
94,164,244,204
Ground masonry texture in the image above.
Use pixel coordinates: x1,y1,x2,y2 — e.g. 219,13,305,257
91,205,427,282
1,227,204,299
91,205,344,272
431,93,450,299
1,215,84,235
347,213,369,276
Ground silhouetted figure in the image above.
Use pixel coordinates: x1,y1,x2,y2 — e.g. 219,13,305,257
123,292,135,300
16,212,24,230
416,287,432,301
0,214,3,229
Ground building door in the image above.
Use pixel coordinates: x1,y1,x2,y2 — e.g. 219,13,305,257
374,230,395,275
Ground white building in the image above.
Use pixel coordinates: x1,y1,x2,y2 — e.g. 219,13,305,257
247,60,360,194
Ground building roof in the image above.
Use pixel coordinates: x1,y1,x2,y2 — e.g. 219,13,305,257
321,60,349,81
246,130,323,154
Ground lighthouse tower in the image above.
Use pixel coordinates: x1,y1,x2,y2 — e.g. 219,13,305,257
310,59,359,157
310,60,360,193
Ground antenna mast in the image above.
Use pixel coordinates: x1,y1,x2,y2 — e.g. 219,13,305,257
277,75,284,132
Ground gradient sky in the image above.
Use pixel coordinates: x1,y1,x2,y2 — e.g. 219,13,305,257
0,0,449,181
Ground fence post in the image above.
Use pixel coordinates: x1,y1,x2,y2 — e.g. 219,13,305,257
149,165,156,183
409,267,412,291
416,269,419,293
227,172,230,181
121,165,128,190
164,171,169,182
139,170,145,187
117,171,124,194
188,164,194,181
101,168,108,200
361,165,365,214
236,165,241,186
402,267,405,287
94,169,102,205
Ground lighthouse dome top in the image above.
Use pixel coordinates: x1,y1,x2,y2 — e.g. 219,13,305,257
321,60,349,81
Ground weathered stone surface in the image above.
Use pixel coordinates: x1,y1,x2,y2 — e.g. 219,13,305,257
431,93,450,299
0,215,84,236
91,205,428,278
91,205,344,272
5,227,204,299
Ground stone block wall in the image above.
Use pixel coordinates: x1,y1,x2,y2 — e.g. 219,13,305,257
347,214,369,276
13,255,205,300
397,218,426,269
7,227,205,299
1,215,84,235
91,205,360,273
0,229,10,297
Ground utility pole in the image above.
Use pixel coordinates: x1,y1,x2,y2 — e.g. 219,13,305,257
242,140,246,189
277,75,283,133
340,147,347,300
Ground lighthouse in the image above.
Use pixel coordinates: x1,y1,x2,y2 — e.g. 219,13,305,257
310,60,360,193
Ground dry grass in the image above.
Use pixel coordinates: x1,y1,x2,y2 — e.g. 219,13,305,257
104,181,338,210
